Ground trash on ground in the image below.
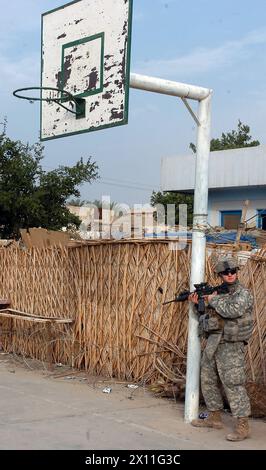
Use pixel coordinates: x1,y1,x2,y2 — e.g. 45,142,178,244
127,384,139,389
102,387,112,394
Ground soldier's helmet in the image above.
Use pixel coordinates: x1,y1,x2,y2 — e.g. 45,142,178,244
215,256,239,274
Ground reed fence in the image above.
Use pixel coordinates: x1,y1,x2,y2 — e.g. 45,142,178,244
0,241,265,385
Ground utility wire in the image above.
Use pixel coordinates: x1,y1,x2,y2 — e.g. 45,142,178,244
101,176,155,186
41,164,159,191
97,180,159,191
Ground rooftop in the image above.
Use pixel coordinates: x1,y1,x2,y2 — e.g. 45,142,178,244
161,145,266,192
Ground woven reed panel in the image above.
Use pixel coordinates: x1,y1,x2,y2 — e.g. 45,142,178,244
0,242,265,383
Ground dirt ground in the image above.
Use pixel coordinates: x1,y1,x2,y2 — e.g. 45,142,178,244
0,352,265,450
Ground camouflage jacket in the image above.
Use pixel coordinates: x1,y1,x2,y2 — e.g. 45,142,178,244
207,280,254,342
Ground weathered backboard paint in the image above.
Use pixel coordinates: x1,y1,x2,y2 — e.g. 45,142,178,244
41,0,133,141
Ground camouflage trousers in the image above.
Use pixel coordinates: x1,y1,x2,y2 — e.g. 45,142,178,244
201,341,251,417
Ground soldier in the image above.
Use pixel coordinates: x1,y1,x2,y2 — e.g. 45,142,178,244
189,256,253,441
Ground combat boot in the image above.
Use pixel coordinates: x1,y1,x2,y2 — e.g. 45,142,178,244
226,417,249,441
191,410,223,429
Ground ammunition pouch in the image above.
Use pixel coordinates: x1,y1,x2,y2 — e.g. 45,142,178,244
223,314,253,342
198,312,224,337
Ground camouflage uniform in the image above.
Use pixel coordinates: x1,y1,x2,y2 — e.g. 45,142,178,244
200,280,253,418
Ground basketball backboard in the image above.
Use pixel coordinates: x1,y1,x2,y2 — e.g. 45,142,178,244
41,0,133,141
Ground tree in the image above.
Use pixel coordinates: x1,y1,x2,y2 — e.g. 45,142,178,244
189,120,260,153
90,199,121,212
0,132,99,238
150,190,194,226
67,198,88,206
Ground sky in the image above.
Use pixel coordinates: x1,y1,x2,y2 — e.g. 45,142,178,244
1,0,266,207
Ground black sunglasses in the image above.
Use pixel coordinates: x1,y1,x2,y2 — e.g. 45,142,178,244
220,268,238,276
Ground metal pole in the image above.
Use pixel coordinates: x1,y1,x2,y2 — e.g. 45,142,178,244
129,73,212,422
184,93,212,422
130,73,210,101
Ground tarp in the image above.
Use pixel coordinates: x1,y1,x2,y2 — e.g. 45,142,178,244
144,231,257,247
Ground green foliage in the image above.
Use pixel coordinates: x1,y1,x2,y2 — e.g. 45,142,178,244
150,191,194,226
0,132,98,238
67,198,88,207
190,120,260,153
68,198,120,211
89,199,121,212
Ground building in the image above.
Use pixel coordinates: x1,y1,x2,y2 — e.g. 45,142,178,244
67,204,156,239
161,145,266,230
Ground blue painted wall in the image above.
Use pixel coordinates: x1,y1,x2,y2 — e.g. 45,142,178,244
208,187,266,228
209,187,266,202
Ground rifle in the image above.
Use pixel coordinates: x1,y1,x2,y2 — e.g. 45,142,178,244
161,282,229,313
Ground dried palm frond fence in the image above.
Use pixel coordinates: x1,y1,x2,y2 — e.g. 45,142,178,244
0,241,265,389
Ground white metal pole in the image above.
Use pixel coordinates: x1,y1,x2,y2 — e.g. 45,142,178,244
130,73,210,101
184,93,212,422
129,73,212,422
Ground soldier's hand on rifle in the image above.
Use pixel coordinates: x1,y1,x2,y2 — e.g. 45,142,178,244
205,291,218,303
188,292,199,304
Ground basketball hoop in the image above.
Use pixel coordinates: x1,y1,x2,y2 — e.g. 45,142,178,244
13,86,86,119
